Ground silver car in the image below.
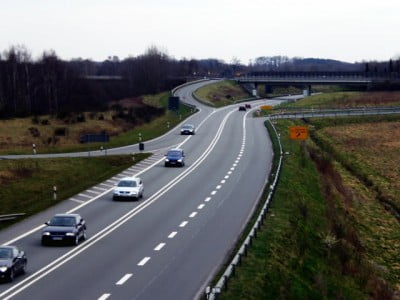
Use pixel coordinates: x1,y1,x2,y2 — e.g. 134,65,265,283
113,177,144,201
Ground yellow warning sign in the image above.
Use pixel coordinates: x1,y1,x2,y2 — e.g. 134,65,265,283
289,126,308,140
260,105,273,110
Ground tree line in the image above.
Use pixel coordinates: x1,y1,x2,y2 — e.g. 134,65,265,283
1,45,398,118
0,45,235,118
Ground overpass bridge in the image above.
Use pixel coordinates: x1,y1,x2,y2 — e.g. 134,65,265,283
235,71,400,96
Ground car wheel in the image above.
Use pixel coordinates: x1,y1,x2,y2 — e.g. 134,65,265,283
8,268,14,282
21,261,27,274
164,163,168,167
140,191,143,199
82,230,87,241
73,235,79,246
41,238,47,246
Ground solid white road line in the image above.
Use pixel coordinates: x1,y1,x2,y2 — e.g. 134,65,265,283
137,257,151,266
168,232,178,238
0,108,233,299
116,273,132,285
154,243,166,251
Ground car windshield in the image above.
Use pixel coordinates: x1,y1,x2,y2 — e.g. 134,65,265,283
117,180,137,187
167,151,181,156
49,216,76,226
0,248,12,259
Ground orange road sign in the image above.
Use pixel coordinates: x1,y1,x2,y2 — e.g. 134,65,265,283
289,126,308,140
260,105,273,110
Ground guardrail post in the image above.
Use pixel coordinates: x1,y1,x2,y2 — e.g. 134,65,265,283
224,275,228,291
231,264,236,277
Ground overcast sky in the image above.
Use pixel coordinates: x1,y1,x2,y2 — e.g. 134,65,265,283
1,0,399,64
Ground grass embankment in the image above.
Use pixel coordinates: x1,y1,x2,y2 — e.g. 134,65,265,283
0,92,194,155
220,116,400,299
259,91,400,116
0,153,150,230
193,80,250,107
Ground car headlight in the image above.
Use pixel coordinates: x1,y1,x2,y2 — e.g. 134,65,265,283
66,232,75,236
0,267,8,272
178,159,182,162
165,159,169,162
42,232,51,236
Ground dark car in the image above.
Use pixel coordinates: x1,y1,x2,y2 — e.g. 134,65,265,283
165,148,185,167
41,214,87,246
0,245,27,282
245,103,251,109
180,124,195,135
238,105,246,111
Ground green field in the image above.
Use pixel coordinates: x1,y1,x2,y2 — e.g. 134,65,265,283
193,80,251,107
219,115,400,299
0,92,195,155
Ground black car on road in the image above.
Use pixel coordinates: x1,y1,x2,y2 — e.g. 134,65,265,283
41,213,87,246
0,245,27,282
238,105,246,111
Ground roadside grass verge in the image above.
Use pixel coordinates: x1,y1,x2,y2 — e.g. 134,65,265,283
193,80,250,107
258,91,400,117
219,117,398,299
0,153,150,230
0,92,195,155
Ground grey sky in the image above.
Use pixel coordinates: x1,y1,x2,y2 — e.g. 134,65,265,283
1,0,399,63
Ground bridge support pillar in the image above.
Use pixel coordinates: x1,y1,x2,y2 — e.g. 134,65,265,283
303,85,312,96
265,85,273,94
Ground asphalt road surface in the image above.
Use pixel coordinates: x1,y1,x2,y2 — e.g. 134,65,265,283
0,80,283,300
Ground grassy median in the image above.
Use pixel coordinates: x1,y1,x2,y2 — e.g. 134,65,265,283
0,153,150,229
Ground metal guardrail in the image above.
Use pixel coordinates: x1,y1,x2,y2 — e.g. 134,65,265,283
205,119,283,299
269,106,400,119
0,213,26,222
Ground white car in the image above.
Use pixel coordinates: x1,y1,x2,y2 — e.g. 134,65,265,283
180,124,195,135
113,177,144,201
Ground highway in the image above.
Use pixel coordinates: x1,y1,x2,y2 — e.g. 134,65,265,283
0,80,281,300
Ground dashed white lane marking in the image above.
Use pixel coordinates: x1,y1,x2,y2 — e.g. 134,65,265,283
228,171,232,175
205,197,211,202
98,294,111,300
78,193,92,199
211,191,217,195
179,221,188,227
69,198,84,204
224,175,229,179
189,212,197,218
220,180,226,184
168,231,178,238
230,167,235,171
116,274,132,285
216,185,222,190
154,243,166,251
198,204,205,209
233,164,237,167
86,189,99,194
137,257,151,266
235,160,239,163
93,186,107,191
